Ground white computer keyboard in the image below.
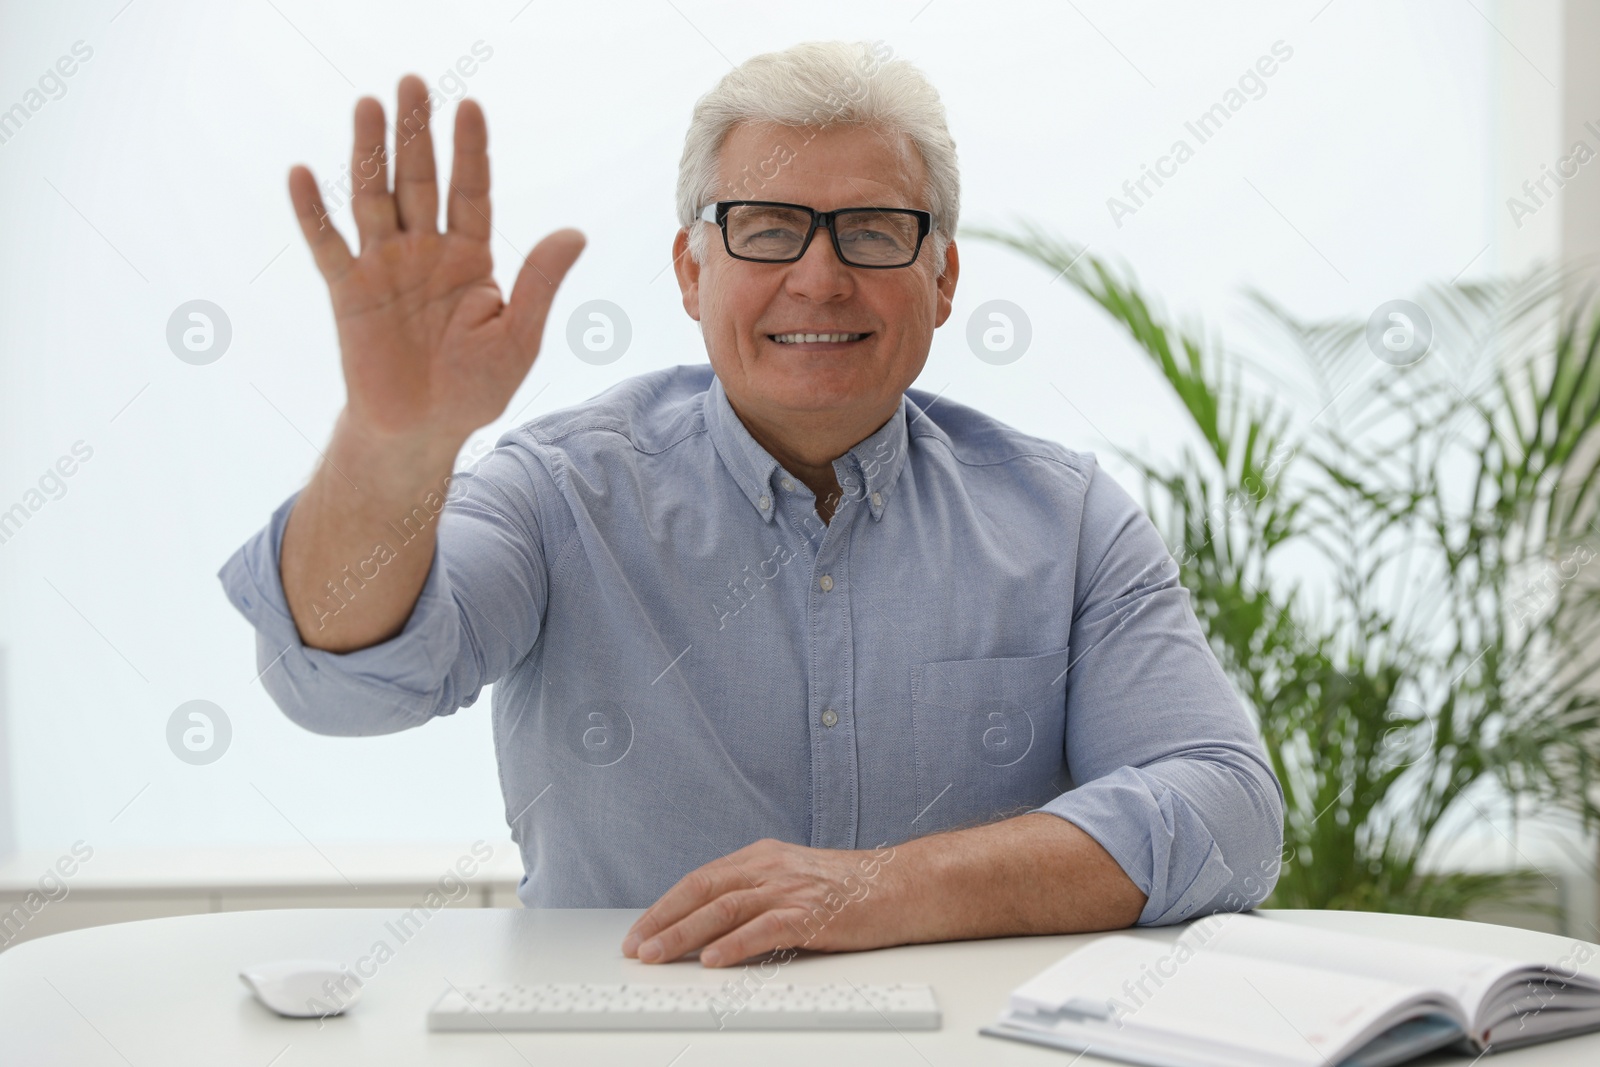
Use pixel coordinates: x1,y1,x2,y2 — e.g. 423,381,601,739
428,980,941,1031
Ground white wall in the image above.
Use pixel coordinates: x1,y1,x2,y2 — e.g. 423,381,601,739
0,1,1557,866
0,647,13,861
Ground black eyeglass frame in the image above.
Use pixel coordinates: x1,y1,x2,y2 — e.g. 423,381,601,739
697,200,936,269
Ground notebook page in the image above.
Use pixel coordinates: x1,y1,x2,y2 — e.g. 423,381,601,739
1007,934,1460,1067
1197,912,1521,1017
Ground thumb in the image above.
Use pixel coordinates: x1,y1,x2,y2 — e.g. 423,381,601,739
506,227,587,350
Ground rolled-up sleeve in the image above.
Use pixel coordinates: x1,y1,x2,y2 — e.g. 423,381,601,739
1031,459,1285,926
216,432,567,736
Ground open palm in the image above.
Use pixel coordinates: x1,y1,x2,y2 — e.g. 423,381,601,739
287,75,584,445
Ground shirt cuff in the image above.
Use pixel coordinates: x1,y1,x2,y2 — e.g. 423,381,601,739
216,489,464,733
1032,765,1237,926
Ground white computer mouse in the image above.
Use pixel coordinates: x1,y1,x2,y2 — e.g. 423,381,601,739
239,959,362,1018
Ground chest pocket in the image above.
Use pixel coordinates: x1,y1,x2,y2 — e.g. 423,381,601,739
910,647,1072,837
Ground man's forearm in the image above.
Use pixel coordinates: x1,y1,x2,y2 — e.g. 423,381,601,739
885,812,1147,944
280,410,464,653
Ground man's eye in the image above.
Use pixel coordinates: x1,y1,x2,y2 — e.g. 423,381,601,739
842,229,901,246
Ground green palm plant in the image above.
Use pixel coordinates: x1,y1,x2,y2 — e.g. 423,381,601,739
974,221,1600,921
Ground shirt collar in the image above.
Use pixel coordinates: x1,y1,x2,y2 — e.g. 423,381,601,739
704,374,910,524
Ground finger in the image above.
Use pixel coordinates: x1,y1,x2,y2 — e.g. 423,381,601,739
622,853,749,955
506,228,587,353
702,909,808,969
287,165,354,283
622,869,721,957
350,95,397,248
391,74,438,233
635,889,765,964
446,98,491,241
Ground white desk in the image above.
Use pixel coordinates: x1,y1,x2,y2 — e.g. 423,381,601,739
1,907,1597,1065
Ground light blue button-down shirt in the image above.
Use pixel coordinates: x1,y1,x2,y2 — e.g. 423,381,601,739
219,364,1283,924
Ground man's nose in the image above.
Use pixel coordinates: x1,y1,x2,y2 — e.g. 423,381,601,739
782,221,854,300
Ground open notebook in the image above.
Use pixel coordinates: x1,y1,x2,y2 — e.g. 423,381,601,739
979,913,1600,1067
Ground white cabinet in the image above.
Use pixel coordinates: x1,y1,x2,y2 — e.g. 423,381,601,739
0,841,523,952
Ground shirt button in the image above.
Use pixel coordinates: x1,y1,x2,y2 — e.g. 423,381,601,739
871,492,883,507
781,478,796,491
821,709,838,727
758,494,771,510
818,575,834,592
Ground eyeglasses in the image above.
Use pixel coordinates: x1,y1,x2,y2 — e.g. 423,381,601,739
697,200,935,269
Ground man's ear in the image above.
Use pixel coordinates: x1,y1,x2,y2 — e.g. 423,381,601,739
933,238,960,328
672,228,701,322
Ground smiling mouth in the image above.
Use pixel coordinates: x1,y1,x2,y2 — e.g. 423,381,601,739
768,332,871,344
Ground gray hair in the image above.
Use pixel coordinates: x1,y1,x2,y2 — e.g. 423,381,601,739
676,40,960,274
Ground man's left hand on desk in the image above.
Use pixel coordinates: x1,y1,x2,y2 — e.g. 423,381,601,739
619,812,1150,968
620,836,909,968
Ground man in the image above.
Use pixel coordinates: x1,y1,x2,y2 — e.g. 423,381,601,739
220,40,1283,970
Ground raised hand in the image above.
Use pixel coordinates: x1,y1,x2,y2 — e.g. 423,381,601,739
288,74,584,447
277,76,583,653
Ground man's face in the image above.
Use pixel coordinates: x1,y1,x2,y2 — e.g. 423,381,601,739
674,121,959,437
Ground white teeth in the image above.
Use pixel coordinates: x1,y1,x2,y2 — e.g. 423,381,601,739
770,332,867,344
